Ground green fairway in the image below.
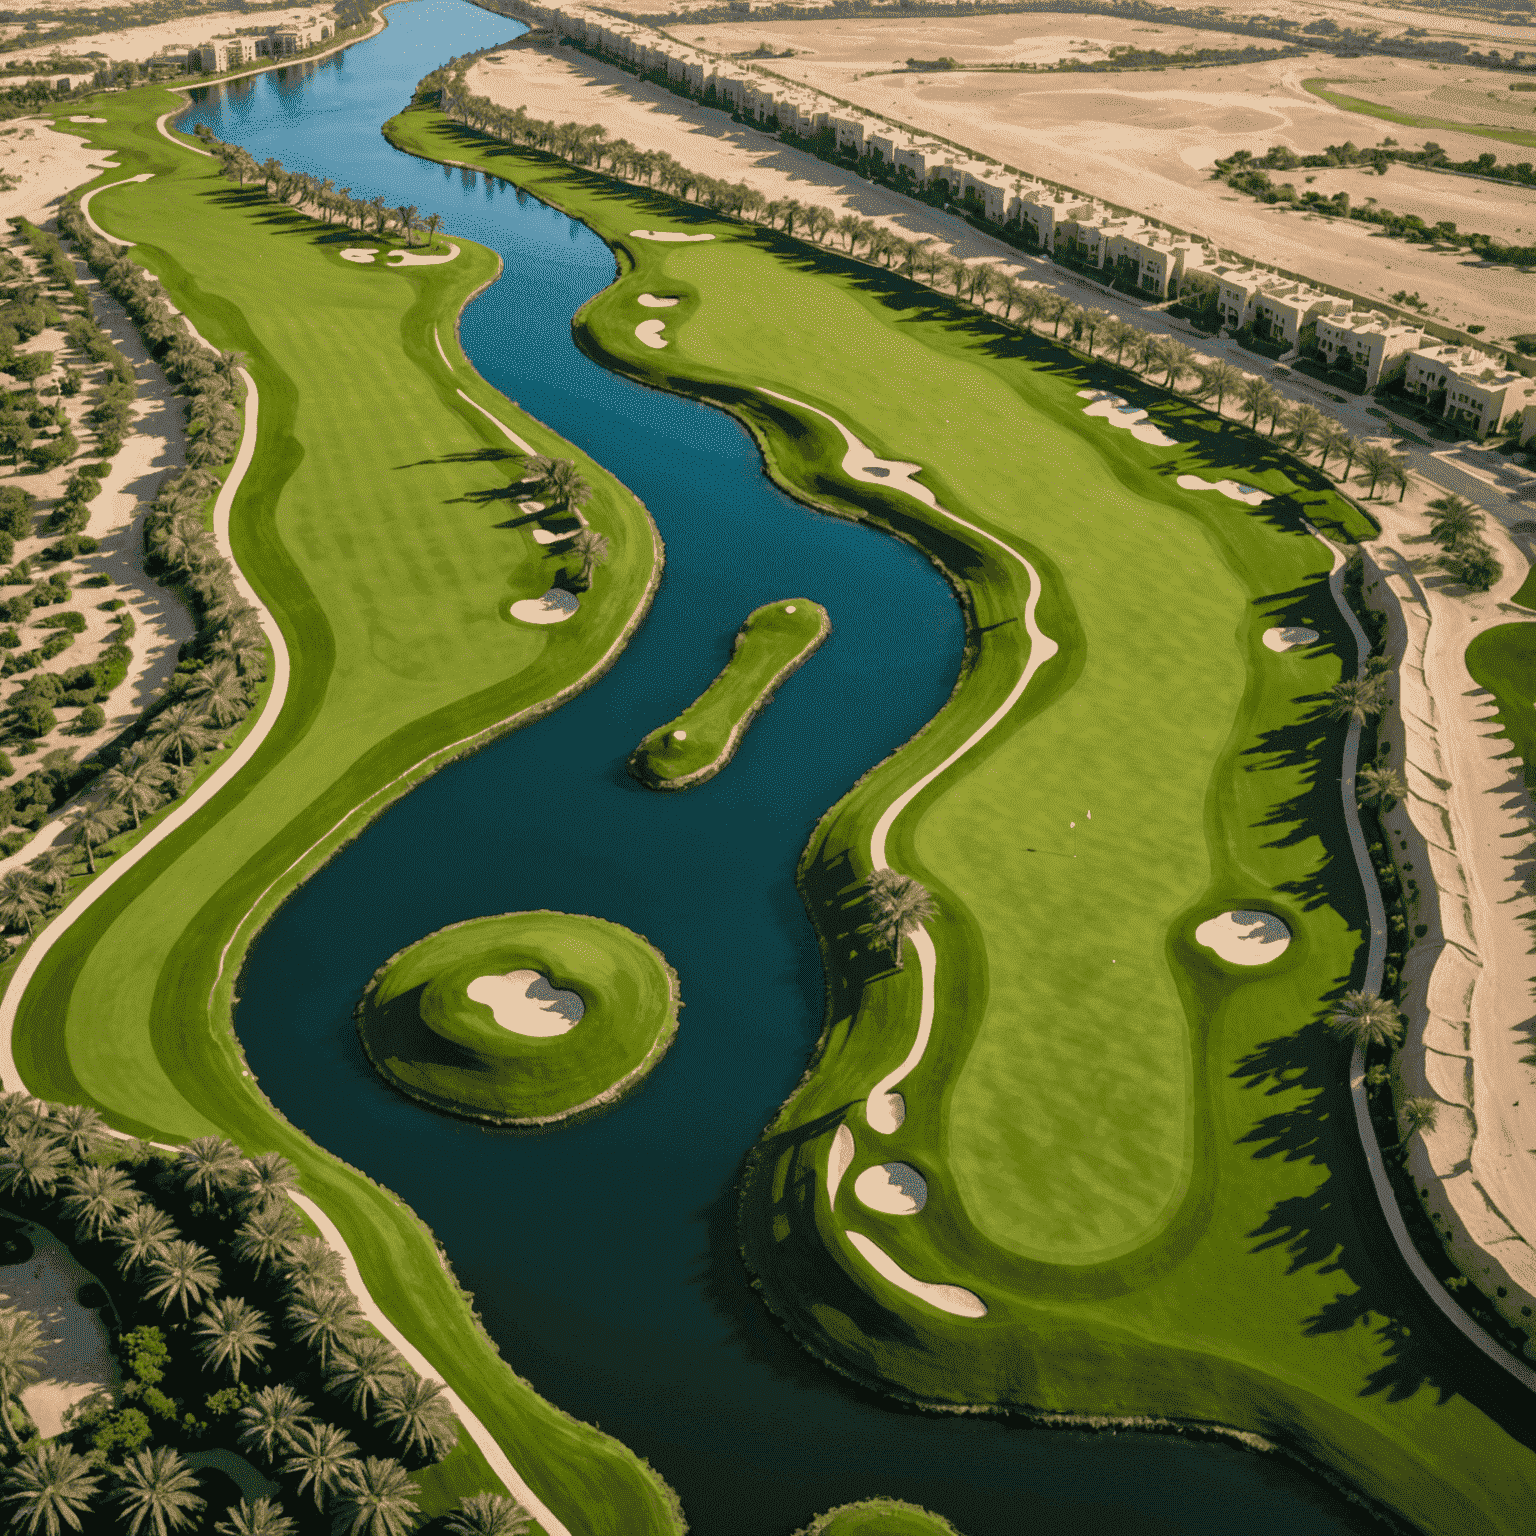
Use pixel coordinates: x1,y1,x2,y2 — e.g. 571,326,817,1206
11,88,681,1535
1303,78,1536,150
628,597,828,787
387,104,1536,1534
796,1500,962,1536
1465,621,1536,789
357,910,680,1124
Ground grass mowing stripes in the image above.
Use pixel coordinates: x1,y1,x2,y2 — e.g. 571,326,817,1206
627,598,829,787
12,86,683,1534
385,105,1536,1535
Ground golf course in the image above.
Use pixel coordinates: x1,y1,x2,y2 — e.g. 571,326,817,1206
355,909,680,1124
4,0,1535,1531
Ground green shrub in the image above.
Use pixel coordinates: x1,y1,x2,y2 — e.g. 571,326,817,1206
0,753,11,778
15,699,55,736
79,573,110,588
0,833,25,855
6,351,52,383
4,560,28,584
3,594,32,622
38,610,85,633
25,428,76,471
0,485,34,538
59,369,82,397
19,674,65,702
74,702,105,732
39,632,74,660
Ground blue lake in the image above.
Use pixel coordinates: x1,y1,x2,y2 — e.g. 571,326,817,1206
179,4,1382,1531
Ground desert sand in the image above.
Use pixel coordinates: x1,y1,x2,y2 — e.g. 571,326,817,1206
0,8,331,68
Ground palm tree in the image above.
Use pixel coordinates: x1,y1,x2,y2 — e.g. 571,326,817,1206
444,1494,532,1536
1426,493,1482,549
423,213,444,250
1236,374,1273,431
1287,403,1327,455
148,700,217,768
281,1233,346,1293
1,1441,101,1535
1315,424,1352,473
235,1204,300,1277
61,1163,138,1241
283,1421,358,1512
287,1280,363,1366
0,1091,40,1138
179,1135,247,1203
1329,990,1403,1050
99,752,171,830
241,1151,299,1213
1076,307,1110,354
238,1384,313,1467
214,1498,295,1536
0,1307,44,1450
568,528,610,591
1160,341,1195,391
113,1448,204,1536
1262,394,1290,438
0,868,47,936
376,1372,458,1461
531,459,591,513
144,1239,221,1318
330,1458,420,1536
1327,674,1389,724
1354,443,1400,498
860,868,936,969
26,846,74,899
70,802,125,875
395,205,419,247
195,1296,272,1382
1192,359,1241,415
326,1335,405,1418
183,660,248,727
112,1203,178,1275
1357,762,1407,808
1401,1096,1439,1136
49,1103,107,1161
0,1127,69,1201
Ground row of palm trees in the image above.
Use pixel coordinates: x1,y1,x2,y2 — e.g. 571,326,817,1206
0,1100,525,1535
1423,491,1502,592
520,456,611,588
211,142,447,251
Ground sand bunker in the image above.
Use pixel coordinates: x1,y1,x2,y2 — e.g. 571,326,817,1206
635,319,669,349
1077,389,1181,448
1195,909,1291,965
385,242,461,267
867,1090,906,1133
1177,472,1271,506
0,1217,116,1439
340,248,379,263
510,590,580,624
638,293,679,307
466,969,585,1036
68,116,107,124
1263,626,1319,652
844,1231,987,1318
854,1162,929,1215
828,1124,855,1207
630,229,714,242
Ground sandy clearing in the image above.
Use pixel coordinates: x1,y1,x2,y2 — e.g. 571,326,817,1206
1194,908,1292,964
1177,472,1271,505
635,318,668,348
827,1122,855,1206
629,228,714,241
844,1230,986,1317
1078,390,1182,447
1263,625,1320,651
0,119,118,228
511,589,580,624
466,969,584,1036
0,1215,115,1439
637,293,678,307
854,1161,929,1215
0,7,333,71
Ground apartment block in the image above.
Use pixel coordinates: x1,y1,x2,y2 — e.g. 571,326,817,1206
1405,346,1536,438
1314,312,1423,392
1213,268,1348,346
187,36,258,72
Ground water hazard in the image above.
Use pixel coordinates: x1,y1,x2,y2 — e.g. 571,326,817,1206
180,4,1381,1531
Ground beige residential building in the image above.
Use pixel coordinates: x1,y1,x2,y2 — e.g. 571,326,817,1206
1314,313,1424,393
262,21,333,56
188,36,258,72
1214,269,1348,346
1404,346,1536,438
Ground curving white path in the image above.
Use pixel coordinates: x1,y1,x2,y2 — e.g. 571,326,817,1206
78,173,154,246
155,111,214,158
1312,525,1536,1394
434,325,453,370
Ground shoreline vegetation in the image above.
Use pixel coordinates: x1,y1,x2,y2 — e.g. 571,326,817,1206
626,598,829,789
4,68,691,1536
354,911,683,1128
382,94,1536,1536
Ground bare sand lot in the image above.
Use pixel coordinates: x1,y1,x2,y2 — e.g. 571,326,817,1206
1315,57,1536,132
664,36,1536,336
0,7,332,66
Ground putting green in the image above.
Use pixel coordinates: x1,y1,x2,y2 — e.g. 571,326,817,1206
628,598,829,788
386,105,1536,1535
357,911,679,1125
1465,621,1536,790
797,1501,961,1536
12,87,679,1535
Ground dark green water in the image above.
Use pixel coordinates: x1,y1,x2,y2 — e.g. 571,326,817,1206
180,6,1383,1532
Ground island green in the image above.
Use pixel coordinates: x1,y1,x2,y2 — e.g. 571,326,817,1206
628,598,829,788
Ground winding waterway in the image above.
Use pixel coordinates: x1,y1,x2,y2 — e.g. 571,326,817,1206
180,5,1382,1531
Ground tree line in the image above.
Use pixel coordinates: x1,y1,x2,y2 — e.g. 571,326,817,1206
0,1092,533,1535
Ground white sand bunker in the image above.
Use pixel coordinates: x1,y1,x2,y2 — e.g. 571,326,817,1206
69,116,107,124
867,1090,906,1133
854,1162,928,1215
466,969,585,1036
638,293,679,307
340,248,380,264
511,589,580,624
0,1217,116,1439
1077,389,1181,448
630,229,714,242
1195,909,1292,965
844,1231,986,1318
828,1124,856,1207
1263,626,1320,652
1177,473,1271,506
385,242,461,266
636,319,669,349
